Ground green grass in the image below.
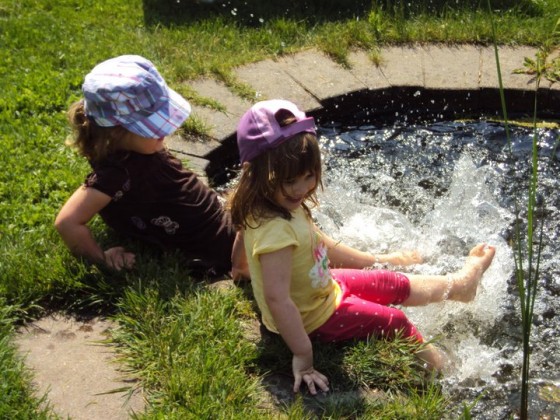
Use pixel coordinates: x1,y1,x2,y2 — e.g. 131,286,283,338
0,301,55,418
111,284,264,417
1,0,559,417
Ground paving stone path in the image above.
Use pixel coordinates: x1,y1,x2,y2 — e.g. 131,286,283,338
167,45,556,182
16,44,555,419
16,314,144,419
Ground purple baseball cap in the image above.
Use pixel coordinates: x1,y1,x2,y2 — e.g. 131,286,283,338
237,99,317,163
82,55,191,139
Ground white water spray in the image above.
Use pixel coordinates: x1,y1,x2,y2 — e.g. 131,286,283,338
316,153,516,386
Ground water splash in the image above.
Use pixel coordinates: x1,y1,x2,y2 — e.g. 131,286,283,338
317,153,514,385
315,120,560,417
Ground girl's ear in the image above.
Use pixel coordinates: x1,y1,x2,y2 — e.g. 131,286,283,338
242,161,251,171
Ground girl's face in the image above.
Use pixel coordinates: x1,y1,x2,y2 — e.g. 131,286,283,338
273,171,317,212
121,131,165,154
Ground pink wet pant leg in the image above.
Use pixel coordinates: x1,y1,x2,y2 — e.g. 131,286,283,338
310,269,422,343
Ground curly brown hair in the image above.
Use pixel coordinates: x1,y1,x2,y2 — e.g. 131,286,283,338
66,100,128,162
228,114,323,229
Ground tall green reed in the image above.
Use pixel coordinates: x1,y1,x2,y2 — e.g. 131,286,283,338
488,2,559,418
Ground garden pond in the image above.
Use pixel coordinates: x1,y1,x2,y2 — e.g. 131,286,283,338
315,119,560,419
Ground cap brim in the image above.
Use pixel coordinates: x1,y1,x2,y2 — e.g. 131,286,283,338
123,88,192,139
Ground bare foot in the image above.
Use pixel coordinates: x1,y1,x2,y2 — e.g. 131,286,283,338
448,243,496,302
416,343,446,371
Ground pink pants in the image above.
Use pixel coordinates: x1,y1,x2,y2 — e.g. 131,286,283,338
309,269,423,343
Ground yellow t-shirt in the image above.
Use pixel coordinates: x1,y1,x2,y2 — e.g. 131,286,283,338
244,207,341,334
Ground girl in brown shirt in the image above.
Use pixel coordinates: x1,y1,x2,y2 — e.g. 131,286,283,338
55,54,247,278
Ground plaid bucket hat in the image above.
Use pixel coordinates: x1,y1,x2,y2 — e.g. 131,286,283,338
237,99,316,163
82,55,191,139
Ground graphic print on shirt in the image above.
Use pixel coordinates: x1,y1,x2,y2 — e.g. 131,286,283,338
85,173,97,188
308,231,330,288
151,215,180,234
113,190,124,201
131,216,147,230
113,179,130,201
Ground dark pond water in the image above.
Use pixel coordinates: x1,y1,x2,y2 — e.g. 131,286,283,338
315,120,560,419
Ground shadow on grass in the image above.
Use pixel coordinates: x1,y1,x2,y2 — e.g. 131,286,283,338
37,230,227,321
235,281,433,417
142,0,544,28
254,330,435,417
38,231,439,417
251,326,370,417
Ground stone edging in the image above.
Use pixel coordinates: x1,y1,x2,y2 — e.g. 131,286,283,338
166,45,558,184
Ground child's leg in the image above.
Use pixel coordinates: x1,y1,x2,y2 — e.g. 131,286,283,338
403,243,495,306
312,270,446,369
310,287,423,343
311,269,422,342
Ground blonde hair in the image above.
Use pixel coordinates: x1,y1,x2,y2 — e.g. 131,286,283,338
66,100,128,162
228,115,323,228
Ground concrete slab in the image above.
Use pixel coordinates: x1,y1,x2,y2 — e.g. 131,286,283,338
166,135,213,182
183,154,210,176
535,49,560,114
422,45,481,90
166,134,221,158
234,58,321,111
546,49,560,95
15,315,144,420
168,149,210,184
347,50,391,90
378,46,425,87
479,46,537,90
276,49,366,100
180,45,556,149
478,46,541,115
187,78,252,141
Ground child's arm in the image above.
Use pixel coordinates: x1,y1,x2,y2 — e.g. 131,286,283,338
55,185,135,270
320,231,423,268
260,247,329,395
230,230,250,281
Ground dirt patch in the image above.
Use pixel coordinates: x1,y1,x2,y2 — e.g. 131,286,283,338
14,313,144,420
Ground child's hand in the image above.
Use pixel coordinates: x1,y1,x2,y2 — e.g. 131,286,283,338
388,250,423,266
292,354,329,395
104,247,136,270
